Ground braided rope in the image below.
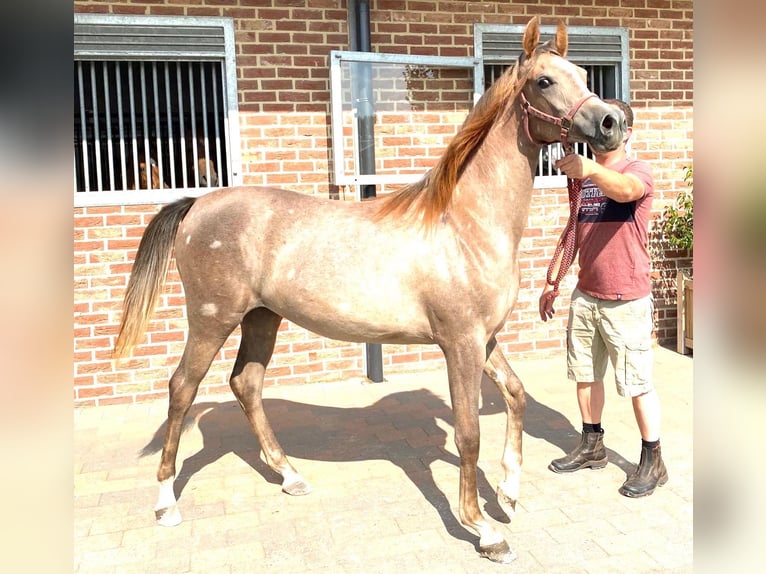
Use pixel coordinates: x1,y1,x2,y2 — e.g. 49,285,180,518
542,147,582,309
546,176,581,295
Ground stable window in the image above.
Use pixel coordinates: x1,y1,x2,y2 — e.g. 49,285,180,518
73,14,242,207
475,24,629,188
329,51,480,195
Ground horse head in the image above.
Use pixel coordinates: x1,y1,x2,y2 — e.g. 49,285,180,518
517,17,626,154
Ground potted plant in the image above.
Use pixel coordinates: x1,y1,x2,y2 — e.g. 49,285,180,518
661,166,693,353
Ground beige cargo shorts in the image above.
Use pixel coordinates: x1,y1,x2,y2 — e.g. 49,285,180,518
567,288,654,397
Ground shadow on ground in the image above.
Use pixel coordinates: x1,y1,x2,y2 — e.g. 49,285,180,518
139,375,632,549
480,377,633,475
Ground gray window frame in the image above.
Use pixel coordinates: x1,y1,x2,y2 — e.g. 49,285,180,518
73,13,242,207
329,51,480,191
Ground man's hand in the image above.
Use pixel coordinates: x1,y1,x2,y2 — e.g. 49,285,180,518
554,154,598,180
539,283,559,322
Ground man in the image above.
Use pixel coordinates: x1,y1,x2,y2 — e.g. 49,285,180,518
539,99,667,497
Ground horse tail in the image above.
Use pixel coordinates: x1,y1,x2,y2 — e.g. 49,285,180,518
113,197,196,360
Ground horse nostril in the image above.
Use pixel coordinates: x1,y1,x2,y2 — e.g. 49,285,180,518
600,113,620,135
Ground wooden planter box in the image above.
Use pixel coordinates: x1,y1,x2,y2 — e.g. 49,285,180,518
676,270,693,354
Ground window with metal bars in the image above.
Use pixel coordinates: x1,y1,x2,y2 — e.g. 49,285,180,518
73,14,242,206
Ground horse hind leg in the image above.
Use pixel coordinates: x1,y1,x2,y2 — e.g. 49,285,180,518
155,319,239,526
484,339,526,523
229,307,311,496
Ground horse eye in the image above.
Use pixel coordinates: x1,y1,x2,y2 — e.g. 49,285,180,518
537,77,552,89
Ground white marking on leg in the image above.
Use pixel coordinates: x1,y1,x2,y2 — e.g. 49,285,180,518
155,477,176,509
475,522,505,547
497,454,521,520
154,476,182,526
209,239,222,249
281,468,312,496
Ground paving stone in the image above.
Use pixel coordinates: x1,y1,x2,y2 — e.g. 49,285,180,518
74,347,692,573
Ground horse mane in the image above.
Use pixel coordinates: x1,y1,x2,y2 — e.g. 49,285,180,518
374,61,528,228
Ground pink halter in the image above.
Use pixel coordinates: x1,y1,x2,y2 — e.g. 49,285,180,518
519,91,597,150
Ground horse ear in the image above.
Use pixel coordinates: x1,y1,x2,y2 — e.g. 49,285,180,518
522,17,540,58
554,19,568,57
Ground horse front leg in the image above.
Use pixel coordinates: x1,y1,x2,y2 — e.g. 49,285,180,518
444,343,516,564
484,338,526,522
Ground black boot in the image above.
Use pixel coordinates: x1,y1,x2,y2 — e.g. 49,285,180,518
549,430,607,473
619,443,668,498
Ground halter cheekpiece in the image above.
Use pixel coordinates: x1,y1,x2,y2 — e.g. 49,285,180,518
519,91,597,151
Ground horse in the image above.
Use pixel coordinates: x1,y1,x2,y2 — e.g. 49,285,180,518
129,155,218,190
114,17,625,563
137,158,169,190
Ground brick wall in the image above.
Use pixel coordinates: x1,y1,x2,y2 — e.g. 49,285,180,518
73,0,694,404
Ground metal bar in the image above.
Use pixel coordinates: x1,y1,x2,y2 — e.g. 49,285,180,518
165,62,176,189
116,62,128,190
177,64,187,188
211,63,223,186
75,187,210,207
350,100,361,199
188,64,199,187
152,62,165,189
128,63,139,190
89,62,103,191
200,63,211,186
77,62,90,192
140,62,152,190
595,66,604,95
102,63,115,190
221,20,242,186
332,50,476,68
329,55,345,187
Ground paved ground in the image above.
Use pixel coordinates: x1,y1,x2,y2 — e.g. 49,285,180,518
74,345,692,573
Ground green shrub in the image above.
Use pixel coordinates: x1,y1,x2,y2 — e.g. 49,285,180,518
662,166,694,251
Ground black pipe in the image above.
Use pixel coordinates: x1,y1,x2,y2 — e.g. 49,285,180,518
349,0,384,383
355,0,376,201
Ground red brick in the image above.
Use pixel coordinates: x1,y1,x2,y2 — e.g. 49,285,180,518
73,0,692,404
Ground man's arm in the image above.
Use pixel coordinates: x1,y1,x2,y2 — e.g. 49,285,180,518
555,154,645,203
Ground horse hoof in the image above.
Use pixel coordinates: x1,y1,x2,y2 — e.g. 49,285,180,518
282,478,312,496
496,486,517,521
155,504,182,526
479,540,517,564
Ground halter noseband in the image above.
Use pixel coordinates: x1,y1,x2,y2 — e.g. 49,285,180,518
519,91,597,150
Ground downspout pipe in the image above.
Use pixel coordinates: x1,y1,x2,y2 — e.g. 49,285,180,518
354,0,376,200
349,0,384,383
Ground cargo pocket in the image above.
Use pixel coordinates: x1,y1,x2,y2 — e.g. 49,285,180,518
623,340,652,389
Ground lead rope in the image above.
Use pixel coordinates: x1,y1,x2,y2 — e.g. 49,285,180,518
542,144,582,307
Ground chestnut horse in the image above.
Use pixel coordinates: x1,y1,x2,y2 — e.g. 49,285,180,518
114,18,624,563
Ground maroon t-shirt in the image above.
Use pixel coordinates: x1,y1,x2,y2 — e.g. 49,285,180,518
575,158,654,301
